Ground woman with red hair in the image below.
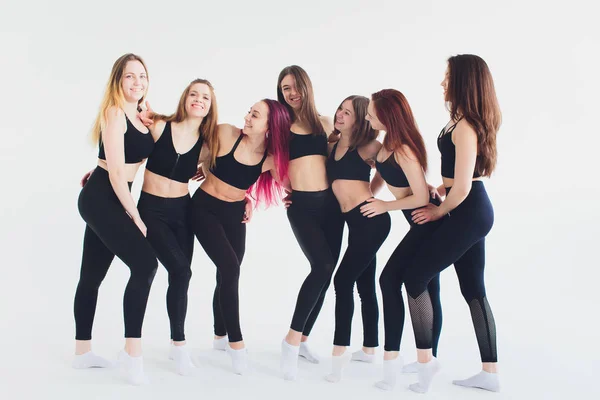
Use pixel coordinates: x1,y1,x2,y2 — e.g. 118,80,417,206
359,89,445,390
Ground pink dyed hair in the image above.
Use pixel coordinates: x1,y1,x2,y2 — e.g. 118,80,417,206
248,99,291,207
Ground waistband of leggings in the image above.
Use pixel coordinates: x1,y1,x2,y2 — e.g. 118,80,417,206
446,180,486,195
139,191,190,208
192,188,246,211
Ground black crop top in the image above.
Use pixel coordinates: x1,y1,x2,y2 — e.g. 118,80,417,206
437,120,481,179
375,152,410,188
326,142,371,183
98,114,154,164
145,122,203,183
289,131,328,160
210,132,268,190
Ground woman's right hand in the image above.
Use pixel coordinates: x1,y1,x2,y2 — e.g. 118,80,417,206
428,183,442,201
191,167,206,182
138,101,155,127
80,168,95,187
283,189,292,208
132,215,148,237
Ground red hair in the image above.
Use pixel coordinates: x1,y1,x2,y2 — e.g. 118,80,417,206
372,89,427,172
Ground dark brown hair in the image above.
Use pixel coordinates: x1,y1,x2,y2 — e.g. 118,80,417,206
446,54,502,176
277,65,325,135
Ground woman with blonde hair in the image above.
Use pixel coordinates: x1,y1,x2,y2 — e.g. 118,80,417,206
73,53,156,385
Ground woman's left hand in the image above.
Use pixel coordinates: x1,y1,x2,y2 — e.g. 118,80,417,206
360,198,388,218
411,203,443,224
242,196,254,223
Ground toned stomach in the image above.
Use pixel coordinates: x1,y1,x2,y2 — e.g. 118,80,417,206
331,180,373,212
288,156,329,192
199,173,246,202
142,170,190,198
97,159,142,183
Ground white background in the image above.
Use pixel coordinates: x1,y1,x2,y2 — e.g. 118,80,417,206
1,0,599,398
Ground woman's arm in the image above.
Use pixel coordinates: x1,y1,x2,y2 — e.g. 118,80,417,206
361,146,429,217
412,121,478,224
103,106,146,235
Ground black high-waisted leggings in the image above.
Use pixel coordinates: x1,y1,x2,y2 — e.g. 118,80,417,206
333,201,391,347
404,181,497,362
379,197,444,353
287,188,344,336
138,192,193,342
190,188,246,343
74,167,158,340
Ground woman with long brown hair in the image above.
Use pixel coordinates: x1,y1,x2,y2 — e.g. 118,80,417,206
73,53,157,385
359,89,445,390
404,54,502,393
322,95,390,383
277,65,345,381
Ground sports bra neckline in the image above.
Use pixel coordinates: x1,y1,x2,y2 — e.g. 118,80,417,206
162,122,201,156
218,131,267,167
331,141,356,162
125,113,150,135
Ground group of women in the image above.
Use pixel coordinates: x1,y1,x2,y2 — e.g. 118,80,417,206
73,53,502,394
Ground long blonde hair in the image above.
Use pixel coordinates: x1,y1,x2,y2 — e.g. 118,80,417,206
155,79,219,166
91,53,149,145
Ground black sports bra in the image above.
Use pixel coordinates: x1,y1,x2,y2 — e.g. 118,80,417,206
98,114,154,164
146,122,203,183
326,142,371,183
437,119,481,179
375,152,410,188
289,131,328,160
210,132,268,190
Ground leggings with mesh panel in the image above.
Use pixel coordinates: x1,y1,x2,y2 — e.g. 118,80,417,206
287,188,344,336
380,197,444,354
333,201,390,347
404,181,497,362
74,167,158,340
190,188,246,342
138,191,194,342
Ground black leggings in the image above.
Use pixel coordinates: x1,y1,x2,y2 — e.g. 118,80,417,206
333,201,390,347
74,168,158,340
190,188,246,342
287,188,344,335
404,182,497,362
379,198,444,353
138,192,194,342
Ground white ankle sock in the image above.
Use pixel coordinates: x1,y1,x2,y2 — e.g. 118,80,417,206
351,349,376,363
280,340,300,381
325,353,351,383
169,344,195,376
72,351,114,369
402,361,419,373
408,358,440,393
375,356,403,391
213,337,227,351
453,370,500,392
226,346,248,375
117,350,149,386
299,342,320,364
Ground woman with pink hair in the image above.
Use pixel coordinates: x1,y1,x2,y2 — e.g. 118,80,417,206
191,99,290,375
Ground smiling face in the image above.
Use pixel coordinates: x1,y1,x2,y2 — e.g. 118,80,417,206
121,60,147,102
280,74,302,110
243,101,269,136
334,99,356,134
185,83,211,119
365,100,385,131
